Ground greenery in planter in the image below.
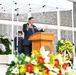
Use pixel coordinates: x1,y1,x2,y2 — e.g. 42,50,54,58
0,35,12,54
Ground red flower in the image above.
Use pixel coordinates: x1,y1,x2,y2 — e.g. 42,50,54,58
38,56,44,64
59,70,62,74
57,73,62,75
57,70,62,75
44,67,49,75
54,59,59,66
62,63,68,70
26,64,33,72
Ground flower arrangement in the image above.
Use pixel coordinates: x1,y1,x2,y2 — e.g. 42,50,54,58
56,39,74,54
0,35,12,54
6,46,76,75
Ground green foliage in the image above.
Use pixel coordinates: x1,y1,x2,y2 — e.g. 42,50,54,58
56,39,74,54
6,53,26,75
14,53,26,64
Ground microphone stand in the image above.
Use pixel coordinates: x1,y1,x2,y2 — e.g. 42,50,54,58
16,9,19,54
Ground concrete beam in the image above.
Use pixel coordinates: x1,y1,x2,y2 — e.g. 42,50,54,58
68,0,76,2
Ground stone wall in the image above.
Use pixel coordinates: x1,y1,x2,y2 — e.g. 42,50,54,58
0,13,27,21
60,10,72,27
32,12,57,25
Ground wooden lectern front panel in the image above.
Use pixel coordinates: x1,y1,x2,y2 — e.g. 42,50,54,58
32,41,41,51
29,32,54,54
32,40,52,53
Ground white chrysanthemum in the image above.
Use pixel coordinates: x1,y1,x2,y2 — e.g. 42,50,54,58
11,67,19,74
31,59,37,65
58,54,63,64
34,68,39,74
25,56,31,62
0,44,6,52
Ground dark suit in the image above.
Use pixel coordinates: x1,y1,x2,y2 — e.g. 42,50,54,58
23,23,44,55
14,36,23,53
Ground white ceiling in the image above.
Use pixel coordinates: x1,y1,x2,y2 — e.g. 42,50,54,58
0,0,73,14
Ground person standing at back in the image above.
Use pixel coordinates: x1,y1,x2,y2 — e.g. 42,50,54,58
23,17,47,55
14,31,23,53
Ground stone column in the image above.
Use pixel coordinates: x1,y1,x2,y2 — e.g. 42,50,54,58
73,2,76,27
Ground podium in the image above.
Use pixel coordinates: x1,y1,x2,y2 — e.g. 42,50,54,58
29,32,54,53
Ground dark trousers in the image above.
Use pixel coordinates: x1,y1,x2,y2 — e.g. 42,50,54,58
23,45,32,55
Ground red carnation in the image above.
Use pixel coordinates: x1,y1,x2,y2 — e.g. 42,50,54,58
38,56,44,64
26,64,33,72
44,67,49,75
62,63,68,70
54,59,59,66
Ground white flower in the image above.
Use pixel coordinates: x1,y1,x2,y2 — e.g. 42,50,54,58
26,72,29,75
40,46,45,52
58,54,63,64
31,54,35,58
31,59,37,65
0,44,6,52
40,46,50,56
65,67,72,72
11,67,19,74
61,69,65,75
25,56,31,62
26,72,34,75
34,68,39,74
44,56,50,63
40,46,46,55
44,64,59,72
50,71,57,75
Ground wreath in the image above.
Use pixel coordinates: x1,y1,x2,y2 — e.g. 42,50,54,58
0,35,12,54
56,39,74,54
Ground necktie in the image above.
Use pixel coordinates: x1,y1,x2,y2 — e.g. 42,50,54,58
32,27,34,34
